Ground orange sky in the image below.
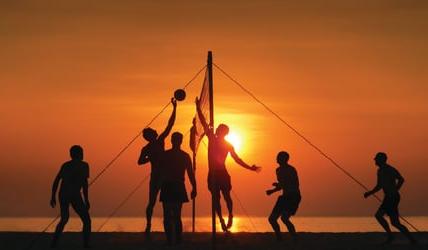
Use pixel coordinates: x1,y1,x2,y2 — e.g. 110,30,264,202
1,1,427,217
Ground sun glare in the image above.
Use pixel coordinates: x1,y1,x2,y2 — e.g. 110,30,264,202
228,217,240,233
225,132,242,151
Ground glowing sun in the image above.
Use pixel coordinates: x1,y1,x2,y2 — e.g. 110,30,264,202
225,132,242,151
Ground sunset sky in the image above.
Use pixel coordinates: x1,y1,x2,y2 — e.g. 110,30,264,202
1,1,427,219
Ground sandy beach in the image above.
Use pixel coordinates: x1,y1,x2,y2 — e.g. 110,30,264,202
2,232,427,250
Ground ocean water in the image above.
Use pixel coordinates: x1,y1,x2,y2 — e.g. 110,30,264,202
0,217,427,232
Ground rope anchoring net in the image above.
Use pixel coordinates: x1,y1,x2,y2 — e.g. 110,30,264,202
26,60,420,250
24,65,206,250
213,62,419,233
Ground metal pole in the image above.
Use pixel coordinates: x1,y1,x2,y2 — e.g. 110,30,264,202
192,152,196,233
207,51,216,250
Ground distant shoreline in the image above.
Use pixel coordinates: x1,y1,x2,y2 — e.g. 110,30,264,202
2,216,427,233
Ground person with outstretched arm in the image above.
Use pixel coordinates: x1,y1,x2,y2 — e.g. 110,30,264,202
364,152,416,245
138,98,177,238
196,97,261,232
50,145,91,248
266,151,301,242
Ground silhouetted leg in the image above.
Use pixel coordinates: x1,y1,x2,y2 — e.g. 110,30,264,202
268,197,282,241
174,203,183,244
162,203,173,245
71,196,91,248
52,197,70,248
211,189,227,232
146,181,160,235
222,190,233,229
280,213,297,240
268,212,281,241
389,215,416,244
375,209,394,243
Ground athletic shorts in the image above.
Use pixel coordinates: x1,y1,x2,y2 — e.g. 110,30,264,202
149,176,161,191
208,171,231,193
160,181,189,203
379,193,400,216
272,194,301,216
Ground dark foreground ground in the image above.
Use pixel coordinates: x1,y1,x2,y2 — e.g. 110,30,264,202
2,232,427,250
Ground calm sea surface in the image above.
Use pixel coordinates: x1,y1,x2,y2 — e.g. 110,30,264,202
0,217,427,232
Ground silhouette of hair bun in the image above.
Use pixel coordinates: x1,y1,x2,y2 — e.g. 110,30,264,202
174,89,186,101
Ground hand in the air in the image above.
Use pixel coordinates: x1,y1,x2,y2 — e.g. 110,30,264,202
252,165,262,173
171,98,177,108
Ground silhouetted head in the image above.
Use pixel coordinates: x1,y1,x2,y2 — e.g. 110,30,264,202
70,145,83,161
374,152,387,166
142,128,158,142
171,132,183,148
215,124,229,138
277,151,290,165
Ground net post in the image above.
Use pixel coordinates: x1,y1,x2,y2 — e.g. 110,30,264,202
192,152,196,233
207,50,216,250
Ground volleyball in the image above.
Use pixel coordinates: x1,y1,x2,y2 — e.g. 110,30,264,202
174,89,186,101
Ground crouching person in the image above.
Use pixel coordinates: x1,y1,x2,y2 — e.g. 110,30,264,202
266,151,301,242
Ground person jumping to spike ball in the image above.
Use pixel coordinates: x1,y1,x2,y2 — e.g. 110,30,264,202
266,151,301,242
138,98,177,237
364,152,416,245
196,97,261,232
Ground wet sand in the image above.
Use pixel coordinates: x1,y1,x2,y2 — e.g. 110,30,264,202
2,232,427,250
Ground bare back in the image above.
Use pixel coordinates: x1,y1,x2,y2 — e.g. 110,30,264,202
207,134,233,173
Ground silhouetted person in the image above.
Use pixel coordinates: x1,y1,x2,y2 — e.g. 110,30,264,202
138,98,177,237
196,98,261,232
364,152,416,244
160,132,197,245
266,151,301,241
50,145,91,248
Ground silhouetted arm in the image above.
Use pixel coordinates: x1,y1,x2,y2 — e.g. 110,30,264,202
50,167,62,208
395,170,405,191
266,183,281,195
230,147,261,172
185,154,197,199
195,98,213,138
82,164,90,209
158,98,177,141
364,185,381,198
364,172,382,198
138,147,150,165
83,178,90,209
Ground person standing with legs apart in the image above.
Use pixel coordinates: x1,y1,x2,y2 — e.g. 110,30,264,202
50,145,91,248
138,98,177,238
266,151,301,242
160,132,197,245
364,152,416,245
196,98,261,232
